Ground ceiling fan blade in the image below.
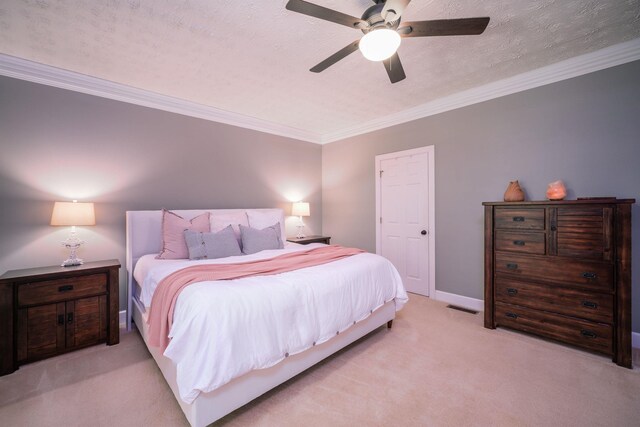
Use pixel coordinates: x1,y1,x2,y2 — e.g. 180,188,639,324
399,17,490,37
286,0,364,29
310,40,360,73
382,0,412,23
383,53,406,84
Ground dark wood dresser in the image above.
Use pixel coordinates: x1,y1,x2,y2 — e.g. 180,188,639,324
483,199,634,368
0,260,120,376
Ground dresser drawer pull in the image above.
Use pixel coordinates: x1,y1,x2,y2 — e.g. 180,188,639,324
512,240,525,246
580,329,597,339
58,314,64,325
582,301,598,309
506,263,518,270
507,288,518,296
582,272,597,280
58,285,74,292
512,216,525,222
505,312,518,319
67,312,74,324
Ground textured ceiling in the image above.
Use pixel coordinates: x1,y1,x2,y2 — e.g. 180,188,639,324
1,0,639,138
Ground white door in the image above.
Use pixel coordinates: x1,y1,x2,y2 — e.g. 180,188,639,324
376,146,434,296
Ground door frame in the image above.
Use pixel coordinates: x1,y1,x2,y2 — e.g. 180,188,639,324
375,145,435,297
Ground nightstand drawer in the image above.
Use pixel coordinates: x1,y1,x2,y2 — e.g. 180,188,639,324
18,274,107,307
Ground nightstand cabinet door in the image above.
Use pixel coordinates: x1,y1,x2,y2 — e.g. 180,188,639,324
16,296,108,363
17,302,66,362
70,296,108,348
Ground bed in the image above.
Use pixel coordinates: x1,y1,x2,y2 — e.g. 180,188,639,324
126,208,407,426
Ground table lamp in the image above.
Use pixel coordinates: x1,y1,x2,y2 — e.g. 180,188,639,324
50,200,95,267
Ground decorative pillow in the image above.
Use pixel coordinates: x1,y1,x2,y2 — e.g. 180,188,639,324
246,210,286,243
210,211,249,246
240,223,284,255
183,225,242,260
156,210,210,259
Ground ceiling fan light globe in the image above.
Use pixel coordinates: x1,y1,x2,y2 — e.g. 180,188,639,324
359,29,401,61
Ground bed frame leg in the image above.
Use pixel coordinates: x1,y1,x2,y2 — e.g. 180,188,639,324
387,320,393,329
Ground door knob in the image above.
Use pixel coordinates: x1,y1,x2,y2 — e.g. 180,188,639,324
421,230,427,235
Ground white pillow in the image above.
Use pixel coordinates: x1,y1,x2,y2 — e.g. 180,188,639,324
210,211,249,245
247,210,286,243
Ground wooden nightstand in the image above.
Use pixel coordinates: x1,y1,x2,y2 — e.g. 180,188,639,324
287,235,331,245
0,259,120,376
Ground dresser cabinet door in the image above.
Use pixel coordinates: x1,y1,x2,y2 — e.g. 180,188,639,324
554,206,613,261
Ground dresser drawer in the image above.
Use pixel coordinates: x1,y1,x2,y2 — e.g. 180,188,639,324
495,231,545,255
495,252,613,291
18,274,107,307
495,278,613,323
495,208,545,230
495,302,612,355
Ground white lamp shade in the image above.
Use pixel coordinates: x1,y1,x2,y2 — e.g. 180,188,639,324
292,202,310,217
358,28,401,61
51,201,96,226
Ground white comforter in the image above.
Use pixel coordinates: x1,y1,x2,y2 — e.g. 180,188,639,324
136,243,408,404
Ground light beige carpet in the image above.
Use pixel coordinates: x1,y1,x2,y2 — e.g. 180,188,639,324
1,295,638,427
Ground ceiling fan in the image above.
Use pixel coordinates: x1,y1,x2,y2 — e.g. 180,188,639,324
285,0,490,83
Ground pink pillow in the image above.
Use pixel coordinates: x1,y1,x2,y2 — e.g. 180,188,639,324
156,210,211,259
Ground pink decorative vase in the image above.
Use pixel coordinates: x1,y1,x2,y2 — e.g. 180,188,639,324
504,181,525,202
546,180,567,200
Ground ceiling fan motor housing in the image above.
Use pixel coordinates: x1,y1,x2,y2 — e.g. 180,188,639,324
360,2,401,34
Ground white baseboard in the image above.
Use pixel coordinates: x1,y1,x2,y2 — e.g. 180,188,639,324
633,332,640,349
119,310,127,329
434,290,484,312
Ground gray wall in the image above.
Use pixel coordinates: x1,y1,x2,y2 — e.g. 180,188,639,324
0,76,322,310
322,60,640,332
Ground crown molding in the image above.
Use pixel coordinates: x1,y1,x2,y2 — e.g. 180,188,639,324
0,54,323,144
1,37,639,146
320,37,640,144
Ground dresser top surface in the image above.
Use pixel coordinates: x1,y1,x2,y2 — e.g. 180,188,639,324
483,198,635,207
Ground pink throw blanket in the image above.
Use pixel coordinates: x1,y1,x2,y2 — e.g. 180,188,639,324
147,245,365,350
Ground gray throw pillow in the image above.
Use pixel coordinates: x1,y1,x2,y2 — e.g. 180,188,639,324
184,225,242,260
239,222,284,255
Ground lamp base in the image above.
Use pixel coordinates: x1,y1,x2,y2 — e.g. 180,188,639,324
296,225,306,239
61,257,84,267
61,230,84,267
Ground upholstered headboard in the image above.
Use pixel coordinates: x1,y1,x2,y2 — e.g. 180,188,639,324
125,208,284,330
